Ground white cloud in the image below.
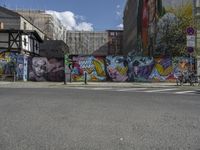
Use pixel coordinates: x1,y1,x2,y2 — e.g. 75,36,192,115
75,22,93,31
117,24,123,29
115,4,122,18
116,5,121,9
116,11,121,17
46,10,94,31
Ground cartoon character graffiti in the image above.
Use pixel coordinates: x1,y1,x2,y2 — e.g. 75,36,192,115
128,56,154,81
71,56,106,81
106,56,128,82
149,58,173,81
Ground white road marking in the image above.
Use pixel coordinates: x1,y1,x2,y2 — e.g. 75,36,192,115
175,91,195,94
91,87,113,90
116,88,147,92
145,88,177,93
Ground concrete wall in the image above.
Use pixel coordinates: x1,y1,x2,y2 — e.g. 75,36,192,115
123,0,139,55
66,31,108,55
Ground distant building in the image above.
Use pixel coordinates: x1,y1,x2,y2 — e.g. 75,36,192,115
0,6,45,40
66,31,109,56
15,9,66,41
107,30,123,55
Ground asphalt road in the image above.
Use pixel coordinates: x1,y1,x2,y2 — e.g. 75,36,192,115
0,88,200,150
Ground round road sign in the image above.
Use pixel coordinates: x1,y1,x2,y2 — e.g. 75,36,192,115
187,47,194,53
186,27,195,35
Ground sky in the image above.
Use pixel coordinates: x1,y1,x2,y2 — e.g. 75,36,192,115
0,0,126,31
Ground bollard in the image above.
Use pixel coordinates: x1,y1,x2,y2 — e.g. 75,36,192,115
70,71,72,83
84,72,88,85
64,73,67,85
13,72,16,82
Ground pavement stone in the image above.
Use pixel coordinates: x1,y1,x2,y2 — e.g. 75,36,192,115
0,81,187,88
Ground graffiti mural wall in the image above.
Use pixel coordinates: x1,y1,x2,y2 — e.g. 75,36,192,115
149,57,174,81
0,54,191,82
69,55,193,82
16,55,28,81
172,57,191,78
71,56,106,81
106,56,128,82
0,50,17,77
64,54,72,82
128,56,154,81
29,57,64,82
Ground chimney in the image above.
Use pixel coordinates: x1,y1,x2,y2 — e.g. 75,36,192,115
0,22,4,29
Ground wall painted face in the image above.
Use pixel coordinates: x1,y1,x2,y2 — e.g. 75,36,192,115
106,56,128,82
71,56,106,81
128,56,154,81
29,57,64,82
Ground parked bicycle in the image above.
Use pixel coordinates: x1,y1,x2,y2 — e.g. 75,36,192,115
176,71,200,86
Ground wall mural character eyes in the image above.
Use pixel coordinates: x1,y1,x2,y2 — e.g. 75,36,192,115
29,57,64,82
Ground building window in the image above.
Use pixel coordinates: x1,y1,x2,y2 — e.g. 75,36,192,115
36,43,39,51
24,37,27,46
110,32,115,36
197,0,200,7
23,22,27,30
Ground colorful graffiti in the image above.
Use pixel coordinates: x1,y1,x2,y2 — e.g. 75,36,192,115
0,50,17,77
71,56,106,81
106,56,128,82
69,55,194,82
16,55,28,81
1,53,193,82
64,54,72,82
29,57,64,82
172,57,191,78
128,56,154,81
149,57,174,81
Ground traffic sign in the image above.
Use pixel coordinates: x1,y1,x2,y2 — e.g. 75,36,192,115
186,27,195,35
187,35,195,47
187,47,194,53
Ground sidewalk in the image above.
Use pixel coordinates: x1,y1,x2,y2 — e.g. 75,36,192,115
0,81,182,88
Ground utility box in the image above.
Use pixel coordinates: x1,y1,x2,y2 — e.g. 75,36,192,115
197,56,200,76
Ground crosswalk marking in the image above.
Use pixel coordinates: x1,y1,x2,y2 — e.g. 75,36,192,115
66,87,199,95
145,88,177,93
116,88,147,92
91,87,113,90
175,91,194,94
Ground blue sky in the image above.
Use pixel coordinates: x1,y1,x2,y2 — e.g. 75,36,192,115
1,0,126,31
